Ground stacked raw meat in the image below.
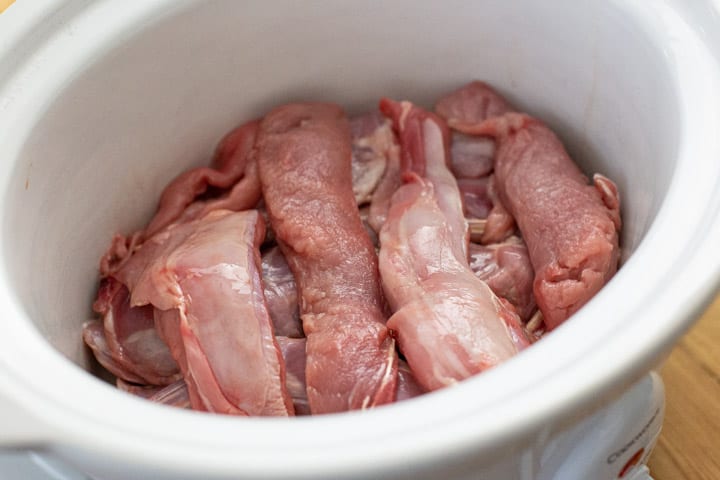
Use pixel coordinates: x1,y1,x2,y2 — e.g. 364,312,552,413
83,81,621,415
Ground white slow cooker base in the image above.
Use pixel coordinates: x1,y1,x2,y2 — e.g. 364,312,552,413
0,373,663,480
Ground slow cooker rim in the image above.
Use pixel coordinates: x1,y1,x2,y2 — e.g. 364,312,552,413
1,0,720,476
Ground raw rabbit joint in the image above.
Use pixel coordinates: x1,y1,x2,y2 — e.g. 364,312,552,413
83,81,621,416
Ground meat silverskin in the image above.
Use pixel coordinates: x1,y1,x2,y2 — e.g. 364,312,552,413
256,102,398,414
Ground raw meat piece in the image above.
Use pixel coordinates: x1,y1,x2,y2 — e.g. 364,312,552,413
435,81,515,244
458,112,621,330
83,320,146,385
276,338,421,409
367,137,401,233
350,111,395,205
378,99,530,391
449,133,495,179
481,175,515,244
116,378,161,397
87,279,180,385
148,380,191,408
261,246,302,338
256,102,398,414
435,81,512,127
379,99,468,259
457,177,492,219
115,378,191,409
276,336,310,415
396,360,425,401
359,206,380,247
469,237,536,321
119,209,294,416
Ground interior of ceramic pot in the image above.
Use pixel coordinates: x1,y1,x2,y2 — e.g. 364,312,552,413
2,0,679,375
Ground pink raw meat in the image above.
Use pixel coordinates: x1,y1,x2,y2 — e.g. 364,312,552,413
256,102,398,414
457,177,492,219
457,113,621,330
118,209,294,416
350,111,396,205
261,246,302,338
378,99,529,391
86,279,180,385
448,132,495,179
276,336,310,415
435,81,515,244
469,237,536,321
396,360,425,401
435,81,512,126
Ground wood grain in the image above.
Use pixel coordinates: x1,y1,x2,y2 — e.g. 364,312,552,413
648,295,720,479
0,0,15,14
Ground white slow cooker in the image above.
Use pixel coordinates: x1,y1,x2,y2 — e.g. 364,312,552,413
1,1,720,479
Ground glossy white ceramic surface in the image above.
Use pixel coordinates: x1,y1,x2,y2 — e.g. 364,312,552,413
1,1,720,479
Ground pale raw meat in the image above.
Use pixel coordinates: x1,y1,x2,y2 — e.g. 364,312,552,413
118,209,294,416
115,379,191,409
378,99,530,391
469,237,536,321
379,99,467,259
261,246,302,338
83,320,146,385
457,177,492,219
449,133,495,179
87,279,180,385
359,206,379,247
481,175,515,244
350,111,395,205
274,337,421,408
367,139,401,233
457,113,621,330
148,379,191,408
435,81,512,126
276,336,310,415
435,81,515,244
396,360,425,401
256,102,398,414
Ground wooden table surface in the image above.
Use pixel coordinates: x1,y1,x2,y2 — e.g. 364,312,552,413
1,2,717,478
647,295,720,479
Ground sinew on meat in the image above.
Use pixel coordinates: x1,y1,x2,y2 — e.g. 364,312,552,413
256,102,398,414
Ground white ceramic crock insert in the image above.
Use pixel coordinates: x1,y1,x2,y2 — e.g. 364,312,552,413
1,1,720,479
